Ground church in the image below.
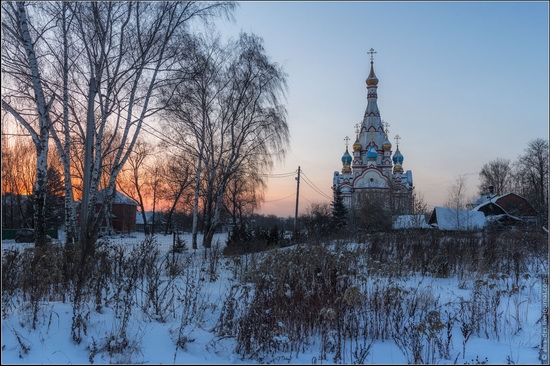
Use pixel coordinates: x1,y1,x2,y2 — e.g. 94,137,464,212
332,49,414,216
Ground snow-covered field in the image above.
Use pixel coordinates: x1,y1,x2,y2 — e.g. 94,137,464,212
1,231,547,364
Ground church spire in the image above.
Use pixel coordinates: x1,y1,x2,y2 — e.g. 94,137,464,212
366,48,379,87
362,48,382,152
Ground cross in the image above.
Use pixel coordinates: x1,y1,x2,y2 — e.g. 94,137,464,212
382,120,390,135
354,123,360,137
394,134,401,147
368,48,377,62
344,136,350,147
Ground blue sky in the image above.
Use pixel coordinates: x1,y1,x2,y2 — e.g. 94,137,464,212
215,1,549,216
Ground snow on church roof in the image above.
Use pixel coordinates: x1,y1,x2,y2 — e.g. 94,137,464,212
429,207,486,231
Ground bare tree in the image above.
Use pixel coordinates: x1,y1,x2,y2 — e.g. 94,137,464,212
302,202,332,240
223,167,266,227
478,158,512,196
117,139,154,234
444,174,472,229
410,190,428,228
2,1,56,246
201,33,289,248
513,138,548,225
1,137,36,228
355,190,393,231
163,32,289,248
158,152,195,235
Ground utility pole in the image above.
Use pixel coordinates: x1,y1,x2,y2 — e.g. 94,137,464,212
294,166,301,237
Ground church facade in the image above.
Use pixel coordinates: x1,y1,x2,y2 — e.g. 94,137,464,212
332,50,414,216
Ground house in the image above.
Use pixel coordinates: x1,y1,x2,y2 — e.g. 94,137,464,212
97,191,138,233
77,190,138,234
135,211,165,233
1,193,32,229
392,215,431,230
471,192,537,225
428,207,486,231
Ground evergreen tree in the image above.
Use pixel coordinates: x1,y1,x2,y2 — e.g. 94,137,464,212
45,166,65,228
331,187,348,231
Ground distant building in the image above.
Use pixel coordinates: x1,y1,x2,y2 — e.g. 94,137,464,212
332,49,413,217
428,207,486,231
393,215,430,230
78,190,138,234
135,211,165,233
471,192,537,226
1,193,32,229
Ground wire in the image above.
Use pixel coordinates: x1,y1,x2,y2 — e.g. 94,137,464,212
263,193,295,202
257,171,297,178
302,178,332,200
300,171,332,200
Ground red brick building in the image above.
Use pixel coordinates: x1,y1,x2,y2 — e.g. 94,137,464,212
78,190,138,234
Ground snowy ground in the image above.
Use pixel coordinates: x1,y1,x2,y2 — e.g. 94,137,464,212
1,232,547,364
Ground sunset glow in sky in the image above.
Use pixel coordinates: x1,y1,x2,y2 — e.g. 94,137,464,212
213,1,549,217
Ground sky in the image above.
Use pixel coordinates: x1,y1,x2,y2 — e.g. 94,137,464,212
212,1,549,217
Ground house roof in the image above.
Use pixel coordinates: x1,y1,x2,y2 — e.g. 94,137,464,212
94,190,138,205
429,207,486,231
135,211,164,225
392,215,430,229
472,192,537,217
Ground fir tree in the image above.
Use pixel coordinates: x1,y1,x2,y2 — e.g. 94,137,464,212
331,187,348,231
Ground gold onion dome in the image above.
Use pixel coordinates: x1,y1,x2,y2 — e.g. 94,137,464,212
365,62,379,87
382,138,392,151
393,164,403,174
353,139,362,152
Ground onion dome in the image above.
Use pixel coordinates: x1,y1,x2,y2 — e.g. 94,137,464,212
382,137,392,151
392,149,404,164
366,145,378,159
393,164,403,174
341,148,352,163
365,61,379,87
353,139,362,152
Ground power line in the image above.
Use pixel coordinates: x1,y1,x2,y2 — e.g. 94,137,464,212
300,170,332,200
258,171,297,178
301,178,332,200
301,170,331,197
263,193,295,202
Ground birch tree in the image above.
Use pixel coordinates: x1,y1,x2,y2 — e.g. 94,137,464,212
163,32,289,248
201,33,289,247
1,2,59,246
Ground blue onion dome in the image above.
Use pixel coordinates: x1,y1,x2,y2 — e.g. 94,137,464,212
392,149,404,164
353,139,362,152
341,148,352,163
366,145,378,159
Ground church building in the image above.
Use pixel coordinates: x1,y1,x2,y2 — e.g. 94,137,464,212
332,49,414,215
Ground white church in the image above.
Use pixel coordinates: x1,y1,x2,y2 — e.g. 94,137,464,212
333,49,414,215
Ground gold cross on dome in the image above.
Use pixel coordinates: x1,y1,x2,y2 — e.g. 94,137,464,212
368,48,377,62
394,134,401,147
344,136,350,147
382,120,390,135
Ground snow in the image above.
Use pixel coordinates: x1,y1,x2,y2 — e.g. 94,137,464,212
1,232,547,364
392,214,430,229
429,206,486,230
